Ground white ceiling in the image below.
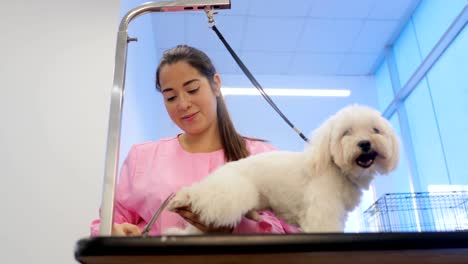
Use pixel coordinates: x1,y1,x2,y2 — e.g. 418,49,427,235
151,0,421,76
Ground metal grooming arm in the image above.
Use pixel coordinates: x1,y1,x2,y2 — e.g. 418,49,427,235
100,0,231,236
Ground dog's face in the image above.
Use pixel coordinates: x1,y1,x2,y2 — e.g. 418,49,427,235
327,105,399,188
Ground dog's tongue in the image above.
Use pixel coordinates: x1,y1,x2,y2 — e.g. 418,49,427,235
358,159,373,167
356,152,377,168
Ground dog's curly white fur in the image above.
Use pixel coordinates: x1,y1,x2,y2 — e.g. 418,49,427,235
165,105,399,234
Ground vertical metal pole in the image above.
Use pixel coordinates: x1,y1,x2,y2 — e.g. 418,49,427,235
99,31,129,236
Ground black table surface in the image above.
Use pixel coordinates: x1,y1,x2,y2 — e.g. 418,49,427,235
76,232,468,257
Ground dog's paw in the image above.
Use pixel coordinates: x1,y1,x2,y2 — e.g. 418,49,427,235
163,225,203,235
167,188,192,211
162,227,185,235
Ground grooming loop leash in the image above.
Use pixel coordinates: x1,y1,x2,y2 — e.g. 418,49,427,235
204,8,309,143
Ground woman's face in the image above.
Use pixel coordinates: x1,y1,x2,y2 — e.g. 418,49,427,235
158,61,221,136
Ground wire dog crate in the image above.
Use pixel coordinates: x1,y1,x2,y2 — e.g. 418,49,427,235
363,191,468,232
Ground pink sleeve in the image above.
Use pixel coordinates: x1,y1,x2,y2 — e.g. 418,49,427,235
232,211,301,234
90,147,141,236
247,140,277,155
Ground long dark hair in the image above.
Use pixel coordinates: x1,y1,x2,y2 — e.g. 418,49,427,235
155,45,249,162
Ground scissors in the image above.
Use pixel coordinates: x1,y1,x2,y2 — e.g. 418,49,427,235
141,192,175,237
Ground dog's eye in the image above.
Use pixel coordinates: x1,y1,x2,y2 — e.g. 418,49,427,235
373,127,380,134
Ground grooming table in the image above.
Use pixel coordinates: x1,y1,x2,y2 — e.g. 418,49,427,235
75,232,468,264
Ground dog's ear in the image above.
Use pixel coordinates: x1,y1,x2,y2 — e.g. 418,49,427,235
305,117,334,174
385,127,400,172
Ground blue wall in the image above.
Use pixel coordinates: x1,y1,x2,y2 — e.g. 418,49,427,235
374,0,467,196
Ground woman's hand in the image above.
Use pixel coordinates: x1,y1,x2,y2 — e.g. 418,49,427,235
112,223,142,236
174,206,233,233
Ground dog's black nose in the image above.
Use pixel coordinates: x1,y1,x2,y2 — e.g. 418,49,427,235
358,140,371,152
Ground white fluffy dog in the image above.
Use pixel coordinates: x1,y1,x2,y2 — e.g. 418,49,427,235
165,105,399,234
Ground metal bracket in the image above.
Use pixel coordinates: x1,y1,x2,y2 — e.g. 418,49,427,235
204,6,218,27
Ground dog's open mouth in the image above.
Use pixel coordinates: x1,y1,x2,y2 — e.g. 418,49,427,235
356,151,378,168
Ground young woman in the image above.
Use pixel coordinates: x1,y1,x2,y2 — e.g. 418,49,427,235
91,45,299,236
